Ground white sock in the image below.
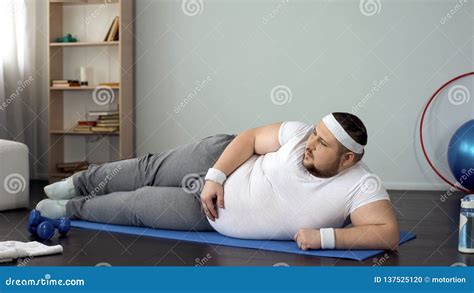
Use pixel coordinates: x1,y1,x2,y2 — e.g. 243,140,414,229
35,199,69,219
44,176,78,200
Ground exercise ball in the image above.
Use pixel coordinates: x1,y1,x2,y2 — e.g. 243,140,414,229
448,119,474,192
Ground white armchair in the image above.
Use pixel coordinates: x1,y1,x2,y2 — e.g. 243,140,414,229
0,139,29,210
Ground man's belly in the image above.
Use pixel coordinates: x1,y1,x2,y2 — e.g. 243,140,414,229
206,155,302,240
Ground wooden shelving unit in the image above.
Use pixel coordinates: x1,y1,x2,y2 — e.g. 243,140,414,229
47,0,134,182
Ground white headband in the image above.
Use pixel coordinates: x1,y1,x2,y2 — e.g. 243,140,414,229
322,113,365,154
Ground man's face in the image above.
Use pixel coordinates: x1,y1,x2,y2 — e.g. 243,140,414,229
302,121,342,178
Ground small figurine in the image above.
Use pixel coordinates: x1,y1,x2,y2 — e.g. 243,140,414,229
55,33,77,43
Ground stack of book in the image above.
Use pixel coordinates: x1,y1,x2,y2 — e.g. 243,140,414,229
72,121,97,133
51,80,81,88
56,161,89,174
89,110,119,132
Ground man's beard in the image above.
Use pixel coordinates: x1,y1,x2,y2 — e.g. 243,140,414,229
302,154,340,178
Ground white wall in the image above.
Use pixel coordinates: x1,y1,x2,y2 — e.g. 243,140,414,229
135,0,473,190
33,0,473,190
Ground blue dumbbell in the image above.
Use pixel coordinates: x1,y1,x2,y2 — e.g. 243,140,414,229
27,209,70,240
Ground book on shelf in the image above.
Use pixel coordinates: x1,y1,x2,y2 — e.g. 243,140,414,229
97,114,119,120
96,123,119,128
91,126,119,132
88,110,119,116
72,126,91,133
77,121,97,126
72,120,97,132
99,82,120,87
52,80,79,83
104,16,120,42
96,119,119,124
97,119,119,124
51,80,81,87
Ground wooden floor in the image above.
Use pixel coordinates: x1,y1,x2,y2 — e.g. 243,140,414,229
0,180,472,266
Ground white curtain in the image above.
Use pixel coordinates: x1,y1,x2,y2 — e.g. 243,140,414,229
0,0,40,178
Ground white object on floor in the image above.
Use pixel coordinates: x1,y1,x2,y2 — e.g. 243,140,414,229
0,139,29,211
44,176,77,200
36,199,69,219
0,241,63,263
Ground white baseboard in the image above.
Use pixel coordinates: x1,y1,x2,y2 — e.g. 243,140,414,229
384,182,450,191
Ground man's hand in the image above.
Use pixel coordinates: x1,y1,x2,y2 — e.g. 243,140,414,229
293,228,321,250
200,180,225,221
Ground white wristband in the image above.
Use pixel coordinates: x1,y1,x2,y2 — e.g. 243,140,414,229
320,228,336,249
205,168,227,185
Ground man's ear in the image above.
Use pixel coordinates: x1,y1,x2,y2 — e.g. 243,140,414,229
340,152,355,168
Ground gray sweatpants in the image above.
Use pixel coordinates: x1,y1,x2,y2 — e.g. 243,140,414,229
66,134,236,231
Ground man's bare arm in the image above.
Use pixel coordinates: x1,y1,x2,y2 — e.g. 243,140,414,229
334,200,400,250
213,122,282,177
200,122,282,220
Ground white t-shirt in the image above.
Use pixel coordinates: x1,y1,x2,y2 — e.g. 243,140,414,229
208,121,391,240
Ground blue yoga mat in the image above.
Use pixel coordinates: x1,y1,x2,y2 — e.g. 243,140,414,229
70,220,416,261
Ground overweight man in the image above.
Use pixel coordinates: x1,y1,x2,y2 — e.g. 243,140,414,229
37,112,400,251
